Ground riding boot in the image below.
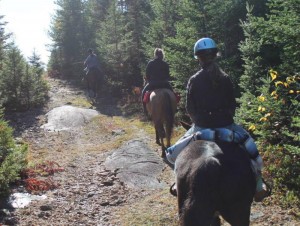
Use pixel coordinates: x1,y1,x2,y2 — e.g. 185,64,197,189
251,156,270,202
254,171,269,202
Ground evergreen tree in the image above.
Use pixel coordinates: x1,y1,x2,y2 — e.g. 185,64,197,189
0,45,48,110
0,45,26,109
49,0,86,78
95,0,126,94
28,49,45,77
143,0,179,57
83,0,110,51
238,0,300,204
121,0,151,88
0,15,11,70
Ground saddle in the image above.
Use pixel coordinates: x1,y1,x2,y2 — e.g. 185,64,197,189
143,90,180,104
166,128,256,164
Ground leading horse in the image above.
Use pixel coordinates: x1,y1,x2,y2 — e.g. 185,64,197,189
175,140,256,226
85,68,103,98
146,88,177,157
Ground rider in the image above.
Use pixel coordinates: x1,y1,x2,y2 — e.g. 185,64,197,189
171,37,269,202
84,48,102,78
141,48,173,116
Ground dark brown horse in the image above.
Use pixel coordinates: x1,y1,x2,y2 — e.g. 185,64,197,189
175,140,256,226
85,68,103,98
146,88,177,157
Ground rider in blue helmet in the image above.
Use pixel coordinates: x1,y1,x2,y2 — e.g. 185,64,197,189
193,37,218,58
168,37,270,202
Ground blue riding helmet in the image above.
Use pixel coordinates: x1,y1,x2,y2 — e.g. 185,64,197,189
194,37,217,59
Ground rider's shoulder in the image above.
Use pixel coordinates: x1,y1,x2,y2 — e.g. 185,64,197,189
190,69,204,80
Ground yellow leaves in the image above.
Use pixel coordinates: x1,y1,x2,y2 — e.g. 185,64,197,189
258,95,266,102
248,124,256,131
275,81,284,87
259,117,267,122
264,113,271,117
258,106,266,112
259,112,271,122
289,90,295,94
274,81,289,87
271,91,278,99
286,76,295,84
270,69,277,81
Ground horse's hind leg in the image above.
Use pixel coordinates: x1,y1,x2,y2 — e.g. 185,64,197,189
222,204,251,226
160,138,166,158
155,128,161,145
179,203,215,226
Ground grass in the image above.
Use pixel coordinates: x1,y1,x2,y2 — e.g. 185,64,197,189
116,189,178,226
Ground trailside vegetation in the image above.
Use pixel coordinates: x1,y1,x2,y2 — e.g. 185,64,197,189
237,0,300,207
0,15,47,196
0,110,28,196
0,0,299,209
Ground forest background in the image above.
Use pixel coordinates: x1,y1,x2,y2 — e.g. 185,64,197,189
0,0,299,214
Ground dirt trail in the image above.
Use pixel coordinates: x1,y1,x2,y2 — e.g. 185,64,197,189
1,77,299,226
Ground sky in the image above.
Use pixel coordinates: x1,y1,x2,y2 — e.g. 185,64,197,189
0,0,56,64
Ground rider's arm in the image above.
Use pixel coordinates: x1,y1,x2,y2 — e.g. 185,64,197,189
225,76,237,117
186,76,198,123
145,61,153,81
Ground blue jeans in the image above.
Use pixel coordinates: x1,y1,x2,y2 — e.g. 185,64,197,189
183,123,259,159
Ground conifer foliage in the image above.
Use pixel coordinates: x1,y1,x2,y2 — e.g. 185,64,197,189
238,0,300,205
0,15,44,196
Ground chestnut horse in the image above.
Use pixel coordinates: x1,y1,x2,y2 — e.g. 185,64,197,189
175,140,256,226
146,88,177,157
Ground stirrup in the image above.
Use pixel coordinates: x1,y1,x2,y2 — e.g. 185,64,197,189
170,182,177,197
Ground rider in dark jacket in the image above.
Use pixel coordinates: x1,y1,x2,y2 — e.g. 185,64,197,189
173,37,269,202
186,65,236,128
84,48,101,77
141,48,173,115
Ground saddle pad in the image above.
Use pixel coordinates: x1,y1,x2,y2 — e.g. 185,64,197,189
143,91,151,103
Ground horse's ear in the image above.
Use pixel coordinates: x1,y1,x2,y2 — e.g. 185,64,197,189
180,121,191,131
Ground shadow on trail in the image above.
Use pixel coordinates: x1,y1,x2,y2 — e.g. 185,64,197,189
90,96,123,117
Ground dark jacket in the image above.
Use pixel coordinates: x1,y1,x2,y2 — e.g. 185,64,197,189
186,66,236,128
145,58,170,82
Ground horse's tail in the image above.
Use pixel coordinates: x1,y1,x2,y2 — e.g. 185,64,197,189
164,91,175,143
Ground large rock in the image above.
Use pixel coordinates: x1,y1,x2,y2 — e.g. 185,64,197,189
105,140,166,189
41,105,98,132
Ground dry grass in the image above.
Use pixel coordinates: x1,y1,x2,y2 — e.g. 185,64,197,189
116,189,179,226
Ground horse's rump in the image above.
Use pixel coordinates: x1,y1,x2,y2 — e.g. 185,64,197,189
146,88,177,156
176,140,255,226
146,89,176,117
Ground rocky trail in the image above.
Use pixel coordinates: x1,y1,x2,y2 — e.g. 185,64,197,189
0,77,299,226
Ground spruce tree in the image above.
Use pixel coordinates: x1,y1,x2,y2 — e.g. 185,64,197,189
238,0,300,204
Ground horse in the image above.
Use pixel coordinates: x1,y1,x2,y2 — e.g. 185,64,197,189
175,140,256,226
146,88,177,157
85,67,103,98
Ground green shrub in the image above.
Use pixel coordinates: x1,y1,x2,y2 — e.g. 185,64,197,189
236,70,300,207
0,115,28,196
